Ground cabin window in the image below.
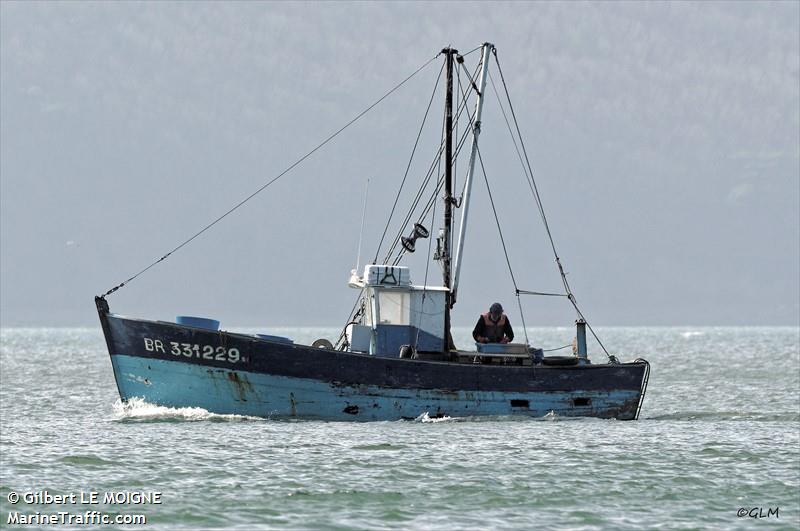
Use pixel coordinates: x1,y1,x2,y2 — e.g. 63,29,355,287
378,291,410,325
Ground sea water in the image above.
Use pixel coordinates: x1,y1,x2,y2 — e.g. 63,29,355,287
1,326,798,530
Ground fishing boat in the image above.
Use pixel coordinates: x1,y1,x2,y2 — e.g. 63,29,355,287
96,43,650,421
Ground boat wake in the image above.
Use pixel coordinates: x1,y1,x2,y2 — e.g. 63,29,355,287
413,412,455,423
410,411,582,423
112,397,264,423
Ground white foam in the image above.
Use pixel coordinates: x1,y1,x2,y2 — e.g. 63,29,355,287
112,397,263,422
414,411,455,423
681,331,705,338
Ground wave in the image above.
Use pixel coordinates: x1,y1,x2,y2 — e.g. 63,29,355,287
413,411,455,423
408,410,593,423
112,397,264,423
647,411,799,422
60,455,116,467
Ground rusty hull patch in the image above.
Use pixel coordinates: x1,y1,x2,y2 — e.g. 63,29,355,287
226,371,254,402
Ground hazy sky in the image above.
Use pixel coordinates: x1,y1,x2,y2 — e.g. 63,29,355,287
1,1,798,328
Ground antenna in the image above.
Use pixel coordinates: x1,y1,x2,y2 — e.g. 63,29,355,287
355,178,370,272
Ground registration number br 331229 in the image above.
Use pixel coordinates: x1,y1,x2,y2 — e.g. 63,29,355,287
143,337,242,364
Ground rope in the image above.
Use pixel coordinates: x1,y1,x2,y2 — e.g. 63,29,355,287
382,58,481,265
334,292,364,351
489,71,531,193
542,343,573,352
413,186,438,351
491,49,572,297
517,289,568,297
492,48,613,361
460,44,483,57
475,144,528,346
102,52,441,297
385,104,476,265
373,62,444,262
476,146,517,290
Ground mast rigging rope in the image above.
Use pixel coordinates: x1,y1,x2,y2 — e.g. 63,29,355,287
373,62,444,262
387,62,481,265
380,61,480,264
475,144,530,347
491,48,614,361
101,53,441,297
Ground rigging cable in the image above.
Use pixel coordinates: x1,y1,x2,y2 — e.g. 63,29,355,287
101,52,442,298
492,49,568,293
341,55,451,347
460,44,484,57
381,56,482,265
543,343,574,352
373,61,444,262
340,51,480,344
385,105,475,264
475,144,530,348
491,48,614,361
381,75,478,264
413,185,438,351
388,64,481,265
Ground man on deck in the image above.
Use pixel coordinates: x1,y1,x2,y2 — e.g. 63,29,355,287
472,302,514,344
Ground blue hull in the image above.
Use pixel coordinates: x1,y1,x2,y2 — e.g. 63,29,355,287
111,355,642,420
97,299,649,421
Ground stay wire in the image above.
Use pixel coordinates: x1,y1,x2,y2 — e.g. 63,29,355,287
489,71,531,191
384,140,444,263
380,105,450,262
489,69,577,298
460,44,483,57
385,96,476,264
102,52,442,297
455,57,483,204
383,57,481,264
390,63,480,265
517,290,568,297
373,61,444,263
493,48,613,361
414,188,438,351
476,144,529,347
491,48,572,297
390,115,476,267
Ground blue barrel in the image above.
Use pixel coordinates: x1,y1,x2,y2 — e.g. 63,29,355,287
176,316,220,331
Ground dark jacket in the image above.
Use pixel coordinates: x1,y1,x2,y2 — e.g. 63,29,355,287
472,313,514,343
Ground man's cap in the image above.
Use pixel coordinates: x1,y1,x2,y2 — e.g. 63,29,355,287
489,302,503,314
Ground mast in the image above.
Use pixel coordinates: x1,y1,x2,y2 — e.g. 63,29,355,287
442,47,457,348
451,42,493,306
